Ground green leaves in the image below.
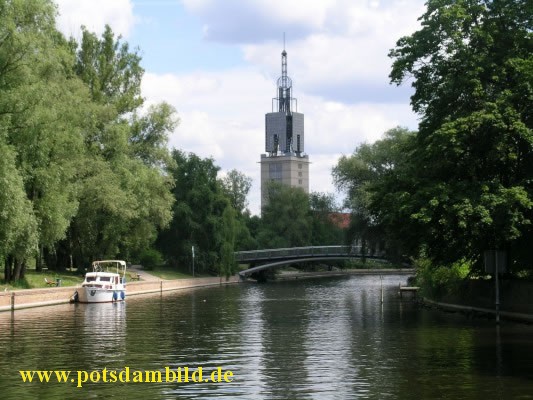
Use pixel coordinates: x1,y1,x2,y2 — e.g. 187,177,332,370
334,0,533,270
0,3,176,275
157,151,237,275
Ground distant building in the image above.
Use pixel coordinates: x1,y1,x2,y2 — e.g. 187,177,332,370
260,47,309,209
327,212,351,230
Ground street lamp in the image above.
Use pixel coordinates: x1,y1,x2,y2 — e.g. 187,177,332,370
192,245,195,278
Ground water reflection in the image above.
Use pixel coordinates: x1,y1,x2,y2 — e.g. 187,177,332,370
1,276,533,399
78,302,127,362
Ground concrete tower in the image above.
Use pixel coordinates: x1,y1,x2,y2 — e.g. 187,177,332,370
260,47,310,209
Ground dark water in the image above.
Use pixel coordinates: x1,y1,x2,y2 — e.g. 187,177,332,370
1,275,533,399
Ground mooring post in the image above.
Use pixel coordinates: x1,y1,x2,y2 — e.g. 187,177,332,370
11,292,15,311
380,275,384,304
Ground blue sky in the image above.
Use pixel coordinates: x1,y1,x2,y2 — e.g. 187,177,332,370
55,0,425,214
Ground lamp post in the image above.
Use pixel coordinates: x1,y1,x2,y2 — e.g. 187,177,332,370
192,246,195,278
484,250,506,325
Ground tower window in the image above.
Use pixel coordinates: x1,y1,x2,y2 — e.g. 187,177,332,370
298,163,302,169
298,179,302,184
269,163,282,181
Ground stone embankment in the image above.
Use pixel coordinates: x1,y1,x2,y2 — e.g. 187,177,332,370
0,276,240,312
420,279,533,324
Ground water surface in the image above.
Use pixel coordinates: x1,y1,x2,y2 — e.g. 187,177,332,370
1,275,532,399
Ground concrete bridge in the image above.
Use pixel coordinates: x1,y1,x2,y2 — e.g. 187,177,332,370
235,245,390,278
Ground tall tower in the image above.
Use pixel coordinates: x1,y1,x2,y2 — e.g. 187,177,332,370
260,47,310,209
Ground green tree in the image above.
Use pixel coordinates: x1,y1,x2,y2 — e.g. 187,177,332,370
0,0,93,278
308,192,344,246
389,0,532,267
158,150,237,274
333,127,417,261
0,141,38,281
220,169,252,214
56,24,176,268
219,169,256,251
73,25,143,115
257,182,312,248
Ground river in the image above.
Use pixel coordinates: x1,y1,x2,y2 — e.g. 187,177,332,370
0,274,532,399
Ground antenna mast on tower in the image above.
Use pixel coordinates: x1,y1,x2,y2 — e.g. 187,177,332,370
275,34,296,115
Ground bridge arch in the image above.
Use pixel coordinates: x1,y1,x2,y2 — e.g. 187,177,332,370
235,246,392,279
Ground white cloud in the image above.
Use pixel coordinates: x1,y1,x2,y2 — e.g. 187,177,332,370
182,0,335,42
240,1,425,103
55,0,136,39
55,0,423,215
142,67,416,215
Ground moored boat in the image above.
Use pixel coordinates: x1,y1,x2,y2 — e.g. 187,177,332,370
76,260,127,303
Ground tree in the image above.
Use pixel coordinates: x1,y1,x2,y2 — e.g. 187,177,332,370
257,182,312,248
73,25,143,115
308,192,344,246
219,169,256,251
0,141,38,281
54,24,176,268
0,0,92,278
220,169,252,215
387,0,532,267
333,127,418,261
157,150,237,274
0,2,176,277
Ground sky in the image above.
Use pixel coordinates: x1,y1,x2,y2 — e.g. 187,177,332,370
54,0,425,215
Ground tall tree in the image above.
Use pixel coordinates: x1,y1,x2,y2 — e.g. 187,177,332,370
219,169,255,251
388,0,532,267
0,0,93,278
257,182,312,248
308,192,344,246
220,169,252,215
56,24,176,268
158,150,237,274
333,127,417,261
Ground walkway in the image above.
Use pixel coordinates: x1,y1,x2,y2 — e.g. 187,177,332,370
128,265,161,281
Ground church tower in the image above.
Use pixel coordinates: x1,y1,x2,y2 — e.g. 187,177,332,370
260,47,310,209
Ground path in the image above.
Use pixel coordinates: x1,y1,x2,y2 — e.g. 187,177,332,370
128,265,161,281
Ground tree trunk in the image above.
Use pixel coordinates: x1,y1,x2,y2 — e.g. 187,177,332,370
5,255,13,282
36,244,43,272
13,259,24,281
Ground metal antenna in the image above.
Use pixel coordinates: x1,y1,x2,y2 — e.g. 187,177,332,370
277,34,292,114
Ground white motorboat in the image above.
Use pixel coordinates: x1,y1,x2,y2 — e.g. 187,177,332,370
76,260,127,303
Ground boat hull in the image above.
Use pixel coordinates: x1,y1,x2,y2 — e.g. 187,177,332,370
77,287,126,303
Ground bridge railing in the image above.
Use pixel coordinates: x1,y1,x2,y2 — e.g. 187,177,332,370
235,245,366,262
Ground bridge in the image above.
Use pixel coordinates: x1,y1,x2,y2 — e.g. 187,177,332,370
235,245,390,279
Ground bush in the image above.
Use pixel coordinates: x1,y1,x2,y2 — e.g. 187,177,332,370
139,249,164,270
415,258,470,299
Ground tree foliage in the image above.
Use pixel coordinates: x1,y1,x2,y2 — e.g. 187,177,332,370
336,0,532,272
157,150,237,276
0,1,176,280
257,182,313,248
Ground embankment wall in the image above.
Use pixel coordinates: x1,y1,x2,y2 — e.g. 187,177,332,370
0,276,240,312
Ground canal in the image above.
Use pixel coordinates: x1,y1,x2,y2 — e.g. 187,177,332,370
0,274,532,399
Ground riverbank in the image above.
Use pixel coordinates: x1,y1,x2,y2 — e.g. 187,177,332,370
421,297,533,324
0,276,240,312
418,278,533,324
274,268,415,281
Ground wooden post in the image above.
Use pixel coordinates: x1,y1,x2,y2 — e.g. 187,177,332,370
11,292,15,311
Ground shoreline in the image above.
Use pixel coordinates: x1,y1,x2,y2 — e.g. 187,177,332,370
420,297,533,324
0,269,413,312
0,275,240,312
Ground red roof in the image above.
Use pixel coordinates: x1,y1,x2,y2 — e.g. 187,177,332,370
328,212,351,229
